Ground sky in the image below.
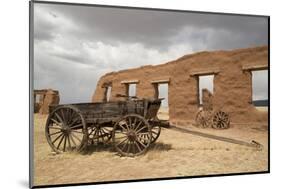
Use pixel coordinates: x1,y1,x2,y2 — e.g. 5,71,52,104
252,70,268,101
33,3,268,104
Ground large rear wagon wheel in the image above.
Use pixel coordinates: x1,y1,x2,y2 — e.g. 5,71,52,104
113,114,151,157
45,105,88,153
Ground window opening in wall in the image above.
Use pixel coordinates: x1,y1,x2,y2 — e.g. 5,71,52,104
198,75,214,106
252,70,268,110
153,83,169,120
35,95,40,103
128,83,137,97
106,86,112,102
158,83,169,108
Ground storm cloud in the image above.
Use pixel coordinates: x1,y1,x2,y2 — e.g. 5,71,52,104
33,2,268,104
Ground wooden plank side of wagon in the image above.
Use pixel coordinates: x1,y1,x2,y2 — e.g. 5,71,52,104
81,102,126,122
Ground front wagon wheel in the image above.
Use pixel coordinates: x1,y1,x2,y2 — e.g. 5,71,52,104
45,105,88,153
113,114,151,157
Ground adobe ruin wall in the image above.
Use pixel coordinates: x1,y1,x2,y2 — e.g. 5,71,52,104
92,46,268,125
34,89,60,114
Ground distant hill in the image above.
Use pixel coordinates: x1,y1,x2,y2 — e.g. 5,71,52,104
253,100,268,106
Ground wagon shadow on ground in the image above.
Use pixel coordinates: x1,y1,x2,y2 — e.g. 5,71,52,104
81,142,173,156
81,143,114,155
149,142,173,152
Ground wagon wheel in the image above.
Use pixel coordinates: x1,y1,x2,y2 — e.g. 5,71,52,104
150,125,161,144
212,110,230,129
195,110,213,128
146,117,161,144
45,105,88,153
88,124,112,145
113,114,151,157
138,125,161,144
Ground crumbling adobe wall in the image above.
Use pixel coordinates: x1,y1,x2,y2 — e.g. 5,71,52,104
34,89,60,114
92,46,268,125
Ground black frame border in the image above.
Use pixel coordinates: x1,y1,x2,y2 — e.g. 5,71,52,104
29,0,270,188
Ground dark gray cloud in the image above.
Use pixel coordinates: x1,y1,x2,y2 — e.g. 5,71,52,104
35,4,268,50
33,3,268,103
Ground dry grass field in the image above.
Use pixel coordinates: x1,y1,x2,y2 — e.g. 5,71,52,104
33,111,268,186
255,106,268,112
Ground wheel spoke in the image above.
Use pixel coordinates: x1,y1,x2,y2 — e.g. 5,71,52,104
65,108,71,124
55,112,64,124
49,126,62,130
221,121,226,128
71,133,82,143
126,141,131,153
114,130,127,134
100,130,105,142
60,109,66,124
132,142,136,154
52,133,63,144
135,126,146,134
88,128,95,136
121,142,127,152
67,135,72,150
69,134,77,147
69,109,74,120
117,138,128,146
103,127,112,133
151,130,158,135
92,128,98,140
133,117,137,129
71,130,84,134
135,140,142,153
57,135,65,150
137,132,150,136
118,123,128,132
115,136,127,140
128,117,132,127
136,138,147,148
69,116,81,126
123,122,130,131
133,121,142,132
63,135,67,151
138,134,149,142
51,118,61,125
71,123,83,129
48,130,62,136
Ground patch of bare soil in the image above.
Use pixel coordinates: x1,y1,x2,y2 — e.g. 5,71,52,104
33,113,268,186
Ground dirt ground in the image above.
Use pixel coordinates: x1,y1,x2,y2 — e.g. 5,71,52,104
33,111,268,186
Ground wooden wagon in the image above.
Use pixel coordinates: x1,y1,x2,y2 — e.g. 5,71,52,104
45,98,164,157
